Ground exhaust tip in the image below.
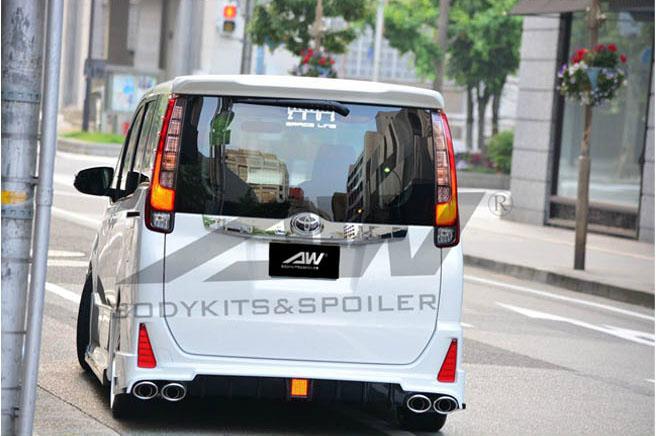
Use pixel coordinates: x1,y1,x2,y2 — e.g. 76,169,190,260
132,381,158,400
161,382,187,402
433,396,458,414
406,394,432,414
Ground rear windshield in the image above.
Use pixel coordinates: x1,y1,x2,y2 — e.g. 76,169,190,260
176,96,435,226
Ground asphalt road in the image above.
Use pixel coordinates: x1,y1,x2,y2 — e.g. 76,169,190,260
34,151,655,435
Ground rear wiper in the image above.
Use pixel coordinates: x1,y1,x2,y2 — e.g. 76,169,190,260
234,98,350,117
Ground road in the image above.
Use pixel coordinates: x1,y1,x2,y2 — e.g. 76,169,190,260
34,151,655,435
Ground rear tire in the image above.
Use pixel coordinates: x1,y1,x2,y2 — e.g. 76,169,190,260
111,393,143,420
76,271,93,371
397,408,447,432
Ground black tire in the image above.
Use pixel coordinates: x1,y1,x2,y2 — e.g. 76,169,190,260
111,393,143,420
76,271,93,371
397,409,447,432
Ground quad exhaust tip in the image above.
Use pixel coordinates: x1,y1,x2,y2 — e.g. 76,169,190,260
433,396,458,414
161,382,187,402
132,381,158,400
406,394,432,414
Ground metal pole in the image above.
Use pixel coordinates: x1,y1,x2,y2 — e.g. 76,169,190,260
81,0,95,131
371,0,385,82
17,0,65,433
573,0,600,270
240,0,254,74
1,2,45,433
433,0,450,90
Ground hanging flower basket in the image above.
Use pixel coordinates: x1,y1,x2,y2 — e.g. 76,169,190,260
558,43,627,106
291,48,338,78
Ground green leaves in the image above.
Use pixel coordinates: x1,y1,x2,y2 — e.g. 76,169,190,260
448,0,522,92
248,0,373,56
384,0,441,80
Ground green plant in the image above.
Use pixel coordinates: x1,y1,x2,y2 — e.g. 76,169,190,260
486,130,513,174
61,131,125,144
248,0,371,68
558,43,627,106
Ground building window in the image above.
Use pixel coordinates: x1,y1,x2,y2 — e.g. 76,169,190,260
555,11,654,209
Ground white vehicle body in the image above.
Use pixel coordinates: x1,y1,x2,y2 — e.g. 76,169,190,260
75,75,465,427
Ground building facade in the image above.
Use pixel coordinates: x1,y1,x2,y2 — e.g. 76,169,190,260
59,0,519,155
508,1,654,242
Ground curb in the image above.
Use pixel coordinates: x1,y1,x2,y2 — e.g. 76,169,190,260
464,254,655,309
57,138,121,157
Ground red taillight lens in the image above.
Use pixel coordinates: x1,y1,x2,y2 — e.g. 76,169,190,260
437,339,457,383
137,323,157,368
432,111,459,247
146,96,184,233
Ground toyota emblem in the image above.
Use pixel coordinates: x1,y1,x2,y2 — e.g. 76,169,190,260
290,213,323,236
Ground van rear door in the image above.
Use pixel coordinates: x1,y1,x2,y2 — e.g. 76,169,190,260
161,96,442,364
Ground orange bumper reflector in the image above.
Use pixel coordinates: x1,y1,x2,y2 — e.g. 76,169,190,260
290,378,309,398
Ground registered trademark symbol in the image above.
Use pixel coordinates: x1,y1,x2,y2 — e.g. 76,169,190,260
488,191,513,217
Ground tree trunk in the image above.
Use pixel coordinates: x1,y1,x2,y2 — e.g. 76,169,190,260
433,0,450,91
312,0,323,51
466,86,474,150
491,91,501,135
476,86,490,153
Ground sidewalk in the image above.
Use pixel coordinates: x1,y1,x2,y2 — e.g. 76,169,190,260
461,192,655,308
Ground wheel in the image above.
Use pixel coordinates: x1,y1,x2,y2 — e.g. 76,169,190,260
76,271,93,371
397,408,447,432
111,392,143,420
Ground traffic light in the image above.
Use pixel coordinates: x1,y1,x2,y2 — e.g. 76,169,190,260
222,4,237,33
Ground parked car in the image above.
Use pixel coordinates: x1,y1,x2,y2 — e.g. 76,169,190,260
74,75,464,431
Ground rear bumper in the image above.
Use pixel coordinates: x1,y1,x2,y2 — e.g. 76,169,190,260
113,317,465,407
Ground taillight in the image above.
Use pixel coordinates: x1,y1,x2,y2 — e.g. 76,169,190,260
432,111,459,247
437,339,457,382
146,96,184,233
137,323,157,368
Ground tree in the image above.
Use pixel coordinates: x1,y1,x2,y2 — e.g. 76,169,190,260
383,0,442,87
248,0,372,56
448,0,522,151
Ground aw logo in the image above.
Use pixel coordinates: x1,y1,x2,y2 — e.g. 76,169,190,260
283,251,326,266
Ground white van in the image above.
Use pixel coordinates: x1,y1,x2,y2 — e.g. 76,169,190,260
74,75,464,431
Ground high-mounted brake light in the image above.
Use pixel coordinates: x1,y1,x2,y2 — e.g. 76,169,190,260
432,111,460,247
137,323,157,368
146,97,184,233
437,339,457,383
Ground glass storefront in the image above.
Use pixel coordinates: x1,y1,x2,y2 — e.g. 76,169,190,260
556,11,654,209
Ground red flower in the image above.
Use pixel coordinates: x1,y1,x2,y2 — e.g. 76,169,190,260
608,43,617,52
572,48,588,63
307,48,314,56
318,57,326,65
330,58,335,65
302,54,310,64
620,53,627,63
594,43,605,52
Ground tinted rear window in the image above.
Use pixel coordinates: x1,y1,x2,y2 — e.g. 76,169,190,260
176,96,435,226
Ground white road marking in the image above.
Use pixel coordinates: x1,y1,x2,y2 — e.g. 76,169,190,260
53,190,86,198
48,249,85,258
497,302,655,347
461,322,474,328
466,274,654,322
47,259,89,268
53,173,74,187
45,282,80,304
646,379,654,383
52,207,101,229
57,150,117,164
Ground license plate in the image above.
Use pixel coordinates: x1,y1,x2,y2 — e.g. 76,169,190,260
269,242,339,279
